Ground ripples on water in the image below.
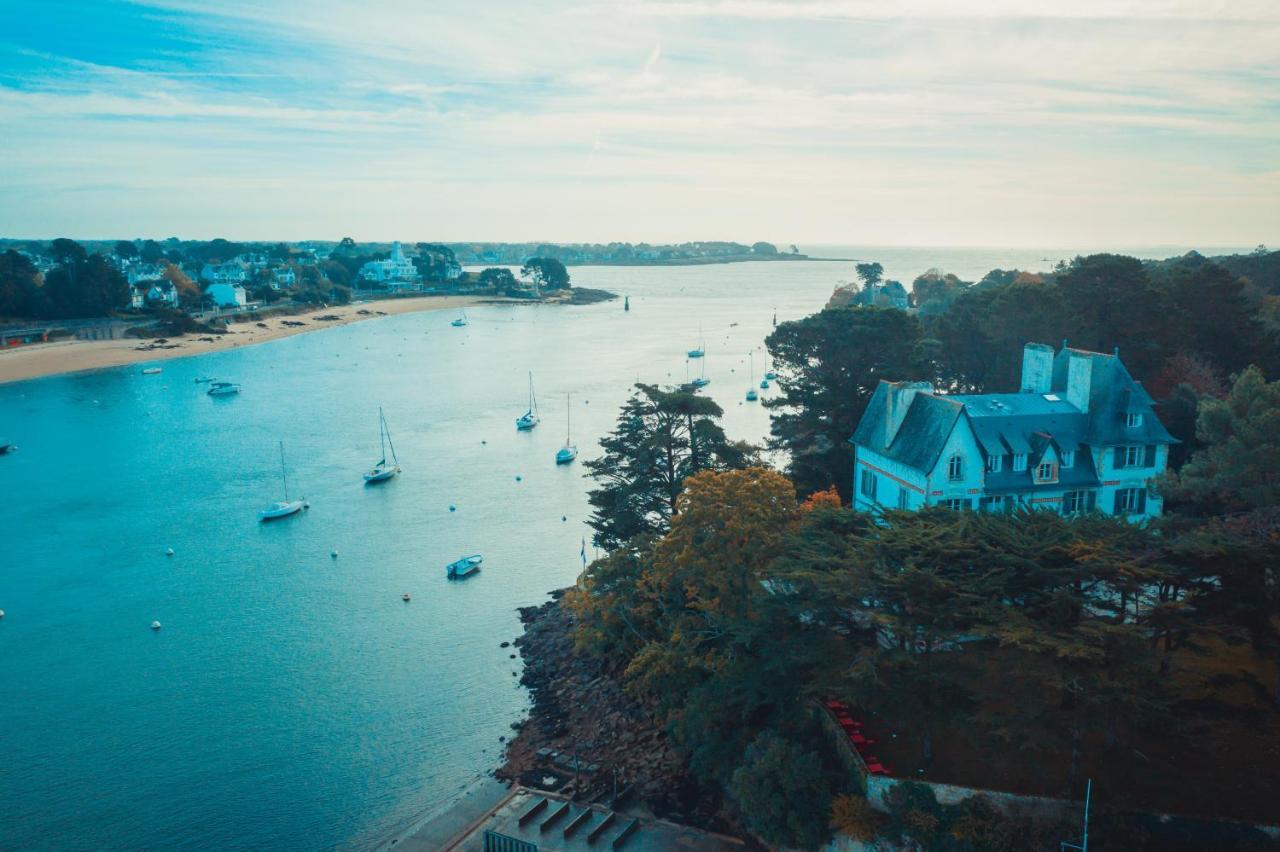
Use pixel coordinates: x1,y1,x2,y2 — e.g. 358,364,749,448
0,247,1235,849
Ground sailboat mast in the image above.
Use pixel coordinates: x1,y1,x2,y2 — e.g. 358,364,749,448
384,409,398,464
279,441,289,501
566,393,572,444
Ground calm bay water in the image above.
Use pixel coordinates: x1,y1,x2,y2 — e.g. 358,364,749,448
0,246,1236,849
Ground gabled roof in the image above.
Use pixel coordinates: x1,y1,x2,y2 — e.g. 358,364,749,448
853,383,963,472
1052,348,1176,445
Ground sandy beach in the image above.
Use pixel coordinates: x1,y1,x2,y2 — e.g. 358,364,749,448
0,296,488,385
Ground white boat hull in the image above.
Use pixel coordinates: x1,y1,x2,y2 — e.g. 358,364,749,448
556,446,578,464
516,413,539,430
364,464,400,483
259,500,306,521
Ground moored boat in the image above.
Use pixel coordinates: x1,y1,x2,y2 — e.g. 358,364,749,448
363,407,401,483
555,393,578,464
207,381,240,396
516,372,540,430
141,367,163,375
446,554,483,579
451,311,468,327
259,441,308,521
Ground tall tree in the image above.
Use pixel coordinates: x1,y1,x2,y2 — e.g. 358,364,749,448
855,262,883,287
0,250,44,317
114,240,139,261
1168,365,1280,514
520,256,570,291
765,306,930,499
584,384,753,549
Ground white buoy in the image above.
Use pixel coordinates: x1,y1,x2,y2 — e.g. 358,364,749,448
150,621,162,630
331,549,339,559
165,548,175,557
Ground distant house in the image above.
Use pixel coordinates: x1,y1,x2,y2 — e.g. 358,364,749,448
850,343,1176,521
358,241,421,290
129,280,179,309
200,262,248,285
126,264,167,286
272,266,296,288
205,283,247,309
853,280,909,310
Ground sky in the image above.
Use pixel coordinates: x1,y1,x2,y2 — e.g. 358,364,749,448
0,0,1277,246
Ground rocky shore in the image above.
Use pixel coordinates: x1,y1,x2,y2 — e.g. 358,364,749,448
496,591,732,831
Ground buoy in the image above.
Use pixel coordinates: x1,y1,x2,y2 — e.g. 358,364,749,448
150,621,162,630
402,593,411,602
562,515,567,522
481,440,487,445
515,475,522,482
449,504,457,512
165,548,175,557
331,549,339,558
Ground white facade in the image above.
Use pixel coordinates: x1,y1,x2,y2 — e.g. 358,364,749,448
205,283,247,308
201,262,248,285
358,241,421,290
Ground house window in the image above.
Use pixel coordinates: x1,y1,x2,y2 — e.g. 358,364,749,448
859,469,877,501
1119,445,1145,468
1114,487,1147,514
1012,453,1027,471
979,495,1005,512
1125,412,1143,428
986,455,1002,474
943,498,968,510
1036,462,1057,482
1061,450,1075,469
947,455,964,481
1062,490,1092,515
897,488,909,510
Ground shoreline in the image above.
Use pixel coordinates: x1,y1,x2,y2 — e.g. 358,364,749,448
0,296,488,386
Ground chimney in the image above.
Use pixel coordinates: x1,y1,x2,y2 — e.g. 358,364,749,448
1020,343,1054,394
884,381,933,445
1066,352,1092,412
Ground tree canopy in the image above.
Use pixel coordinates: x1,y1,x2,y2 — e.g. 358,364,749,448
520,256,570,291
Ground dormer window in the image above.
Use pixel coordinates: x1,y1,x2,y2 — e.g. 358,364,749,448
1012,453,1027,472
1036,462,1058,482
947,455,964,481
986,454,1002,474
1061,450,1075,469
1125,412,1143,429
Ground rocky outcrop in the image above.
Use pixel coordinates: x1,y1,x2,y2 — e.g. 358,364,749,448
496,592,723,827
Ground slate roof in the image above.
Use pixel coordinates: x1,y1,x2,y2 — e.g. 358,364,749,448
852,383,963,472
852,345,1176,475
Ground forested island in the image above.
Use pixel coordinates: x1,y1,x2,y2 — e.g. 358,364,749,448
499,249,1280,850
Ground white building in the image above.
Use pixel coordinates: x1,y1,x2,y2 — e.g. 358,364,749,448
850,343,1176,522
358,241,421,290
205,283,247,309
200,262,248,285
272,266,296,288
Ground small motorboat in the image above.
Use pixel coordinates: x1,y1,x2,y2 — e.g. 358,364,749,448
141,367,163,375
0,442,14,455
402,593,411,602
446,554,483,579
207,381,241,396
194,376,214,384
451,311,468,327
150,621,162,630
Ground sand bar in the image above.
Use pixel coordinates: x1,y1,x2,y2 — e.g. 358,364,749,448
0,296,487,385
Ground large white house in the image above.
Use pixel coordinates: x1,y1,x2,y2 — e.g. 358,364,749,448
850,343,1176,522
358,241,421,290
205,283,247,309
201,262,248,285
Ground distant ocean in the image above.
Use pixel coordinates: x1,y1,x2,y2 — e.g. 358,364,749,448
0,245,1247,850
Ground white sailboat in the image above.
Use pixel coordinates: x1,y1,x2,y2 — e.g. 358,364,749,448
363,407,401,483
259,441,308,521
516,372,540,430
451,310,468,327
556,394,578,464
746,352,758,401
